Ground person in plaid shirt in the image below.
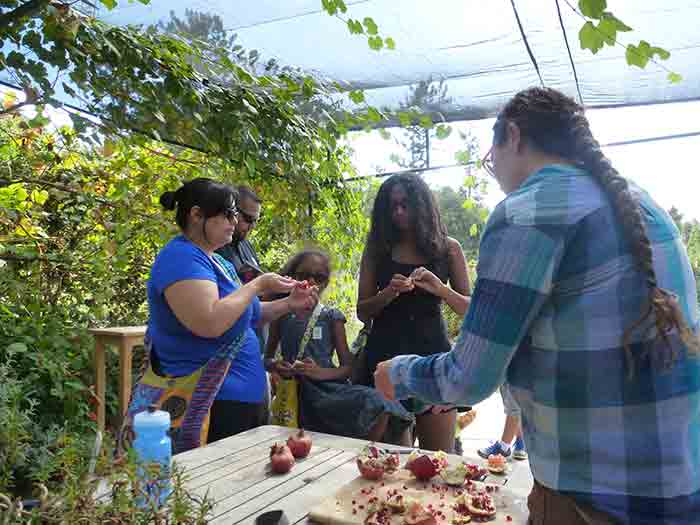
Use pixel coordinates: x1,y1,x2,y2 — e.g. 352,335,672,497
374,87,700,524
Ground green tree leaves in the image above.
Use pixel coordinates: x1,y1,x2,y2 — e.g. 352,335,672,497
367,35,384,50
579,0,606,19
363,17,378,35
626,40,670,69
576,0,680,82
668,72,683,84
321,0,348,16
578,8,632,54
435,124,452,140
346,19,364,35
348,90,365,104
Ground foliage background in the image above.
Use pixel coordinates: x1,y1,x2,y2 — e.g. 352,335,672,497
1,0,696,506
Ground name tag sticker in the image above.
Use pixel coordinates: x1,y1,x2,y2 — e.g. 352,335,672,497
313,326,323,340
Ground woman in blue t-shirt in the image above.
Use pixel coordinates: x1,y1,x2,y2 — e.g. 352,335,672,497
148,178,318,443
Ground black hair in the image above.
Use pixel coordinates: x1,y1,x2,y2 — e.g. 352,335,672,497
237,185,262,205
160,178,237,239
280,250,332,280
497,87,695,372
366,174,448,263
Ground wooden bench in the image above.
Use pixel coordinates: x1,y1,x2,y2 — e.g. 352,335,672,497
88,326,147,432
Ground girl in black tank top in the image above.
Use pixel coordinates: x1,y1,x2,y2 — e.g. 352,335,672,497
357,174,471,452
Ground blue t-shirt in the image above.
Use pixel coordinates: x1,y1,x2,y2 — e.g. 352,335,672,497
147,236,266,403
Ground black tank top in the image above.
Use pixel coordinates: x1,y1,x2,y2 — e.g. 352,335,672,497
364,257,451,375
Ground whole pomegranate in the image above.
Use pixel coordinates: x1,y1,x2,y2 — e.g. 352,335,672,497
287,429,313,458
269,443,295,474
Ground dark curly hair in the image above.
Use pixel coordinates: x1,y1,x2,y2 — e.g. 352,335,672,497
366,174,448,263
280,249,331,279
497,87,696,373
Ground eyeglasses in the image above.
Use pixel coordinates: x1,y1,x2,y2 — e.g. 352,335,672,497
481,147,495,177
238,209,260,226
294,271,329,283
223,206,239,223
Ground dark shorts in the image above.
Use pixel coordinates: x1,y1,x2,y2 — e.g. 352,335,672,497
528,481,616,525
207,400,267,444
401,399,471,416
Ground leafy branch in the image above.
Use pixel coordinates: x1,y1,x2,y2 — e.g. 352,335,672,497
0,0,50,29
320,0,395,51
573,0,682,83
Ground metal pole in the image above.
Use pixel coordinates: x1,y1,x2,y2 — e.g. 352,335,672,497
425,128,431,169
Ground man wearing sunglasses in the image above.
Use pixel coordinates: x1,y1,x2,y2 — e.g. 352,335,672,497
217,185,272,421
216,185,263,284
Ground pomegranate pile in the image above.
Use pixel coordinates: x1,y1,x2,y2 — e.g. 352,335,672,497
347,447,511,523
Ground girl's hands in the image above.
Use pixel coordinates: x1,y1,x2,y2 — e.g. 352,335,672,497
387,274,414,296
409,267,447,298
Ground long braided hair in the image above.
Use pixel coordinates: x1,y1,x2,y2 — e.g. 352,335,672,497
496,87,697,373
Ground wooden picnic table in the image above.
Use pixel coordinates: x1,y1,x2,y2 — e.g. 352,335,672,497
176,425,533,525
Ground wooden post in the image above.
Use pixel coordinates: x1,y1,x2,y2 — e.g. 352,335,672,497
118,338,133,420
94,338,106,432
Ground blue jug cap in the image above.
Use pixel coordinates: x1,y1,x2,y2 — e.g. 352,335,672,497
134,405,170,430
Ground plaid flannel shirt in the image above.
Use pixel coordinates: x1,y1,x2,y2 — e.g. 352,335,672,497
389,164,700,524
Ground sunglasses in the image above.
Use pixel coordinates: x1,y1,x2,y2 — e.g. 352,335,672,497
293,271,329,283
222,205,239,223
238,209,260,226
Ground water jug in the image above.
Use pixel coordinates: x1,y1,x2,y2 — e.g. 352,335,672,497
133,404,172,507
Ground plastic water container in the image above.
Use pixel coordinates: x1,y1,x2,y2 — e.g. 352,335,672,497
133,405,172,507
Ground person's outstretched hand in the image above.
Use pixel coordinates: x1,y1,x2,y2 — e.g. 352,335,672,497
374,360,396,401
287,281,319,315
253,273,298,295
